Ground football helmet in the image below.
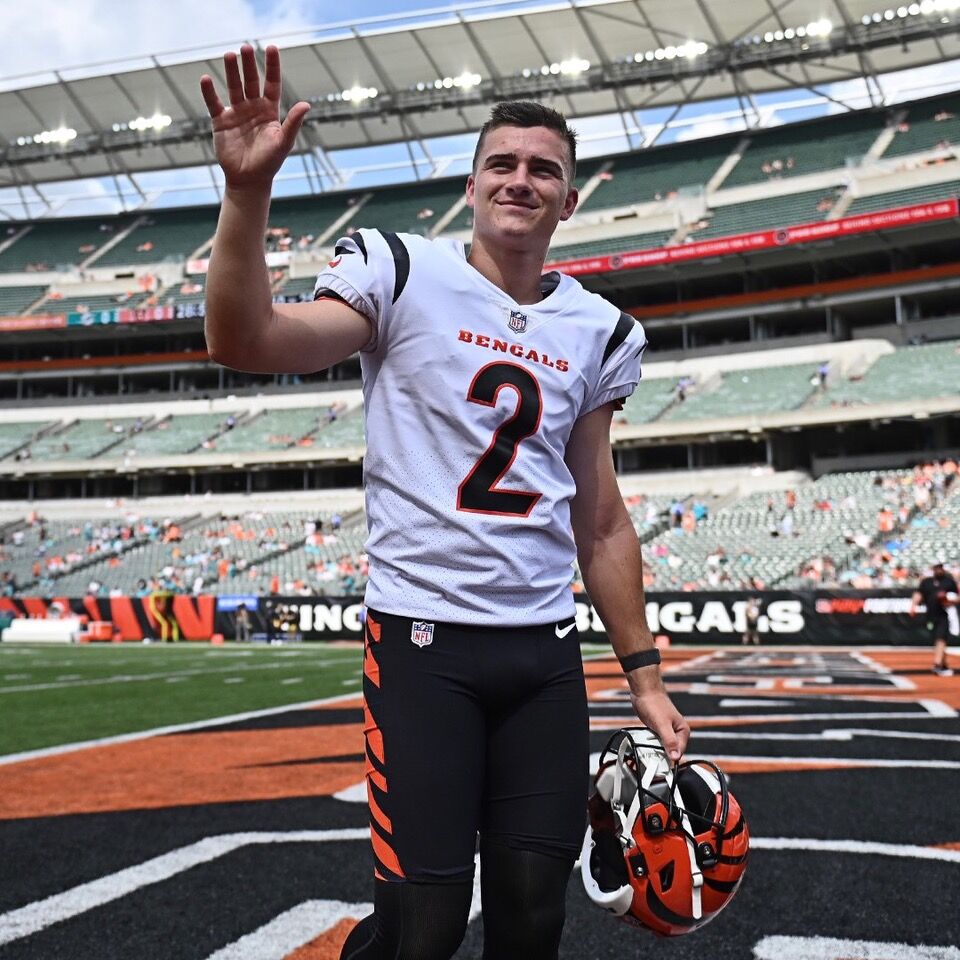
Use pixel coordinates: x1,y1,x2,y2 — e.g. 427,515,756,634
580,727,749,936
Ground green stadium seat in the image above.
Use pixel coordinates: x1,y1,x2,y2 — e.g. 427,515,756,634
663,364,818,421
882,95,960,158
0,217,133,273
723,112,883,188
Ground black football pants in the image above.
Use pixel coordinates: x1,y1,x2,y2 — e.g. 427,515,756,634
340,608,589,959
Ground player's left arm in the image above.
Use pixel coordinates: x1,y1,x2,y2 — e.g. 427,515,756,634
566,401,690,761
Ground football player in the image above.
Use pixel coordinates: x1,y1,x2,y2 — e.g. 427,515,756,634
201,44,689,960
911,558,958,676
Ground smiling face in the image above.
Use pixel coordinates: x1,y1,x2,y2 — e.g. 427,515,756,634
466,124,578,254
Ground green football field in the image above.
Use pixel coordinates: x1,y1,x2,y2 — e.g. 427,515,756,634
0,641,367,756
0,641,617,756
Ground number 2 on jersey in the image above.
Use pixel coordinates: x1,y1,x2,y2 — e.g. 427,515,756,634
457,361,543,517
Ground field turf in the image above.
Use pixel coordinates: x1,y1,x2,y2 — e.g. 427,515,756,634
0,642,364,755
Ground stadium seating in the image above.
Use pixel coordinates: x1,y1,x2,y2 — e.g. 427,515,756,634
153,276,206,311
615,377,679,424
882,95,960,158
722,112,883,188
309,406,365,449
578,143,732,211
93,208,220,267
206,408,327,452
30,292,145,316
0,218,131,273
690,189,834,240
22,417,147,460
0,286,46,315
0,421,55,459
817,339,960,407
640,470,910,590
845,179,960,215
119,413,228,456
267,194,356,248
347,181,465,236
661,364,818,421
274,275,317,301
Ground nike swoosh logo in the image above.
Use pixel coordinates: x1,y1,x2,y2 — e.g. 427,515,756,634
555,621,576,639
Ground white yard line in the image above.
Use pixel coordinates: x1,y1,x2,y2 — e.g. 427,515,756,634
689,728,960,743
0,659,351,695
0,691,364,767
0,829,370,947
1,831,956,949
203,900,372,960
750,838,960,862
588,751,960,771
754,935,960,959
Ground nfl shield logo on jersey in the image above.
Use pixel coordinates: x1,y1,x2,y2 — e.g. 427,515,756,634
508,310,527,334
410,621,435,647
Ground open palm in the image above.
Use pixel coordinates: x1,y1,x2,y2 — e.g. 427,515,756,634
200,44,310,191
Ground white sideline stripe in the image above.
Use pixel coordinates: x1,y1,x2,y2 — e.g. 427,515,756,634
0,829,370,947
0,659,338,694
586,752,960,771
334,781,367,803
698,754,960,770
918,699,958,718
691,728,960,743
203,899,372,960
750,838,960,863
0,691,363,767
206,867,483,958
591,710,954,726
754,935,960,959
719,698,796,707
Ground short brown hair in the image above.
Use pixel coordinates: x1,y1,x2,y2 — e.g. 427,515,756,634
472,101,577,178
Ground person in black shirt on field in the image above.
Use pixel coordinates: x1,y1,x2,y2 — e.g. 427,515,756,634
911,559,958,676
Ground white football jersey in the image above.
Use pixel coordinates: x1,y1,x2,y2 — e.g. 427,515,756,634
314,229,646,625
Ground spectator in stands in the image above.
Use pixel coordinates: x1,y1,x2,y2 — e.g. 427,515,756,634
670,499,684,528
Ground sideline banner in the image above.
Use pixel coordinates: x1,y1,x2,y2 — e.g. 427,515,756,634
0,590,931,644
547,199,960,277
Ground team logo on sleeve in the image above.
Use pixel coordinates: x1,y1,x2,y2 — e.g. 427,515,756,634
508,310,527,334
410,621,435,647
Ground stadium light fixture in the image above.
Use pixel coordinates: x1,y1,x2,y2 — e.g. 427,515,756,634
341,86,378,104
559,58,590,75
129,113,173,133
18,126,78,146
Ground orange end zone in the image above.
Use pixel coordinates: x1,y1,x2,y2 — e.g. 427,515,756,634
0,703,366,821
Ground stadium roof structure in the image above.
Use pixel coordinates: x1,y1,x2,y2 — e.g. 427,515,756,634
2,0,960,208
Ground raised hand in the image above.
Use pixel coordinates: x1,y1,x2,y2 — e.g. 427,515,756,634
200,44,310,192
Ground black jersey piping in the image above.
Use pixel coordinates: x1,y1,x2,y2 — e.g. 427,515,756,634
377,230,411,304
602,312,637,367
345,231,369,264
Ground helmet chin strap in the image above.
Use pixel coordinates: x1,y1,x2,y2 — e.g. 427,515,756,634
613,730,704,920
672,776,704,920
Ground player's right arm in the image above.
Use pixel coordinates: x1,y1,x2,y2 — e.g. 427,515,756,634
201,45,371,374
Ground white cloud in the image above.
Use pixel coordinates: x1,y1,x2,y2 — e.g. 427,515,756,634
0,0,318,82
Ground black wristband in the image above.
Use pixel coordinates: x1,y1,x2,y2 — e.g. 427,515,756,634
618,648,662,672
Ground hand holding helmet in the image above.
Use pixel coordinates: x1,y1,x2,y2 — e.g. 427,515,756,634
581,727,749,936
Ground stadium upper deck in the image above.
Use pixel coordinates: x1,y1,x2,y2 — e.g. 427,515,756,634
1,88,959,302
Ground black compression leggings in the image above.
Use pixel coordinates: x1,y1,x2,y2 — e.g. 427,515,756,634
339,841,574,960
